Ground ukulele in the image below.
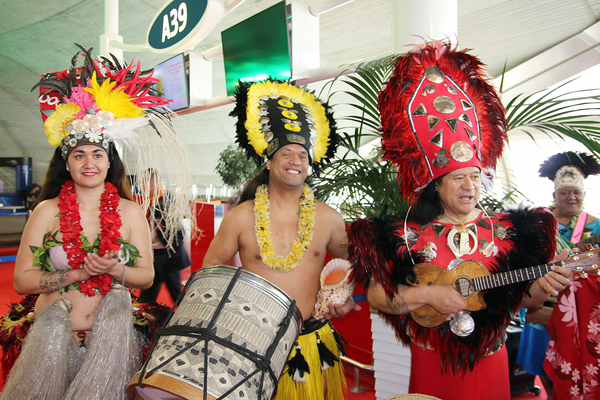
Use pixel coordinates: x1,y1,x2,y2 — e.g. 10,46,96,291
410,248,600,328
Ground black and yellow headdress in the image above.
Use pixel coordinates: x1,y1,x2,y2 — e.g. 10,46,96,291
230,79,339,175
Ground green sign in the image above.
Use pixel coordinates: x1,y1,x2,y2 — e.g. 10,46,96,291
221,1,291,96
147,0,208,52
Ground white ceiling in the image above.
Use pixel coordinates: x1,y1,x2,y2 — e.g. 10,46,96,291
1,0,600,188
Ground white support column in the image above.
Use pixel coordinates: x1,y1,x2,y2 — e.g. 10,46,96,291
392,0,457,53
100,0,123,60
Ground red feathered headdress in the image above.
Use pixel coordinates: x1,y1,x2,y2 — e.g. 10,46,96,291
378,41,507,202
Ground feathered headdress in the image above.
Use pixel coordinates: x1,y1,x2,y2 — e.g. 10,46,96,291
33,44,171,159
229,79,339,175
33,44,194,250
539,151,600,191
378,41,507,202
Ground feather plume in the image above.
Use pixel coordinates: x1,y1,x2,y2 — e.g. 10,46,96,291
286,343,310,382
378,41,507,202
316,332,339,370
102,116,147,143
539,151,600,180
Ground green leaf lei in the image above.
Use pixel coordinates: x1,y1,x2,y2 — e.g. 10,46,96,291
30,231,140,293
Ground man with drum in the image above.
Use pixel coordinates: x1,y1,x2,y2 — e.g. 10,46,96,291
203,79,360,400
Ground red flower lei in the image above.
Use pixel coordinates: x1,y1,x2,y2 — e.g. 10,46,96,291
58,180,122,296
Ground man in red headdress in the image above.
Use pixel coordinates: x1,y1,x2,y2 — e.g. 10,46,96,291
348,41,573,399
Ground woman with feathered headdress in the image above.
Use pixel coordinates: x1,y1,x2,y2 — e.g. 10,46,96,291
539,151,600,249
347,41,573,399
0,45,188,400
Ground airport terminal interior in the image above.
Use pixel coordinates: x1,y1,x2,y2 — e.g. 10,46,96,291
1,0,600,399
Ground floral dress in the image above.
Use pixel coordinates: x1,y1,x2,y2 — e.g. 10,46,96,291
544,273,600,399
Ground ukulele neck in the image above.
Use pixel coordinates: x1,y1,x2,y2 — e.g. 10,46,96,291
473,262,560,291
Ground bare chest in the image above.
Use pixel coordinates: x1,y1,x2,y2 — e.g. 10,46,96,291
239,207,328,265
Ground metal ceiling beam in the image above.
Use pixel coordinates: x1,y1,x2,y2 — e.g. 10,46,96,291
498,20,600,100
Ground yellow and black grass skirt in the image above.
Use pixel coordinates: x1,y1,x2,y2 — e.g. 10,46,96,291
274,319,347,400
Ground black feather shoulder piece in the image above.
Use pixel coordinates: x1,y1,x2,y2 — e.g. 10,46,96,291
378,207,557,375
348,212,412,297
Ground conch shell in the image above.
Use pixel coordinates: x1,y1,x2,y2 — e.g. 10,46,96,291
313,258,354,320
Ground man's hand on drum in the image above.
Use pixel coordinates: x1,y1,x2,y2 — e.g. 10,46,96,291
322,298,362,320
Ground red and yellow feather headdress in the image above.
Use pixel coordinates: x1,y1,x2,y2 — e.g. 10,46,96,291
34,44,171,158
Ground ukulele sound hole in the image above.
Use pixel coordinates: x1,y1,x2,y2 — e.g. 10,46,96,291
453,277,474,297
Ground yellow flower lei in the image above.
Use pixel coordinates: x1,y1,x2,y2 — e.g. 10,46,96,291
254,184,316,271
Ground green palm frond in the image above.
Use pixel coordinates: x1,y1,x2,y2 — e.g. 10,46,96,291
506,80,600,155
330,55,398,139
316,55,404,219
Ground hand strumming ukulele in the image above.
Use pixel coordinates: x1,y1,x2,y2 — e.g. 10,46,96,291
410,248,600,328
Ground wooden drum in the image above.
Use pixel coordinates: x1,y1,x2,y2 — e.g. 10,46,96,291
127,266,302,400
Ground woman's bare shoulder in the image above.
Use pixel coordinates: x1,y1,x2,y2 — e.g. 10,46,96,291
30,198,59,220
116,198,146,230
118,198,144,215
35,197,59,210
22,198,60,242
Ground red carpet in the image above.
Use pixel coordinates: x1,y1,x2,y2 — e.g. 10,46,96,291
0,247,18,257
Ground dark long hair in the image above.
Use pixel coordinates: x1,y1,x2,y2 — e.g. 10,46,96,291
234,168,269,205
409,175,445,225
32,143,132,210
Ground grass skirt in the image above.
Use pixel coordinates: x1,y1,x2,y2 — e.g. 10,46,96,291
1,285,141,400
274,320,347,400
